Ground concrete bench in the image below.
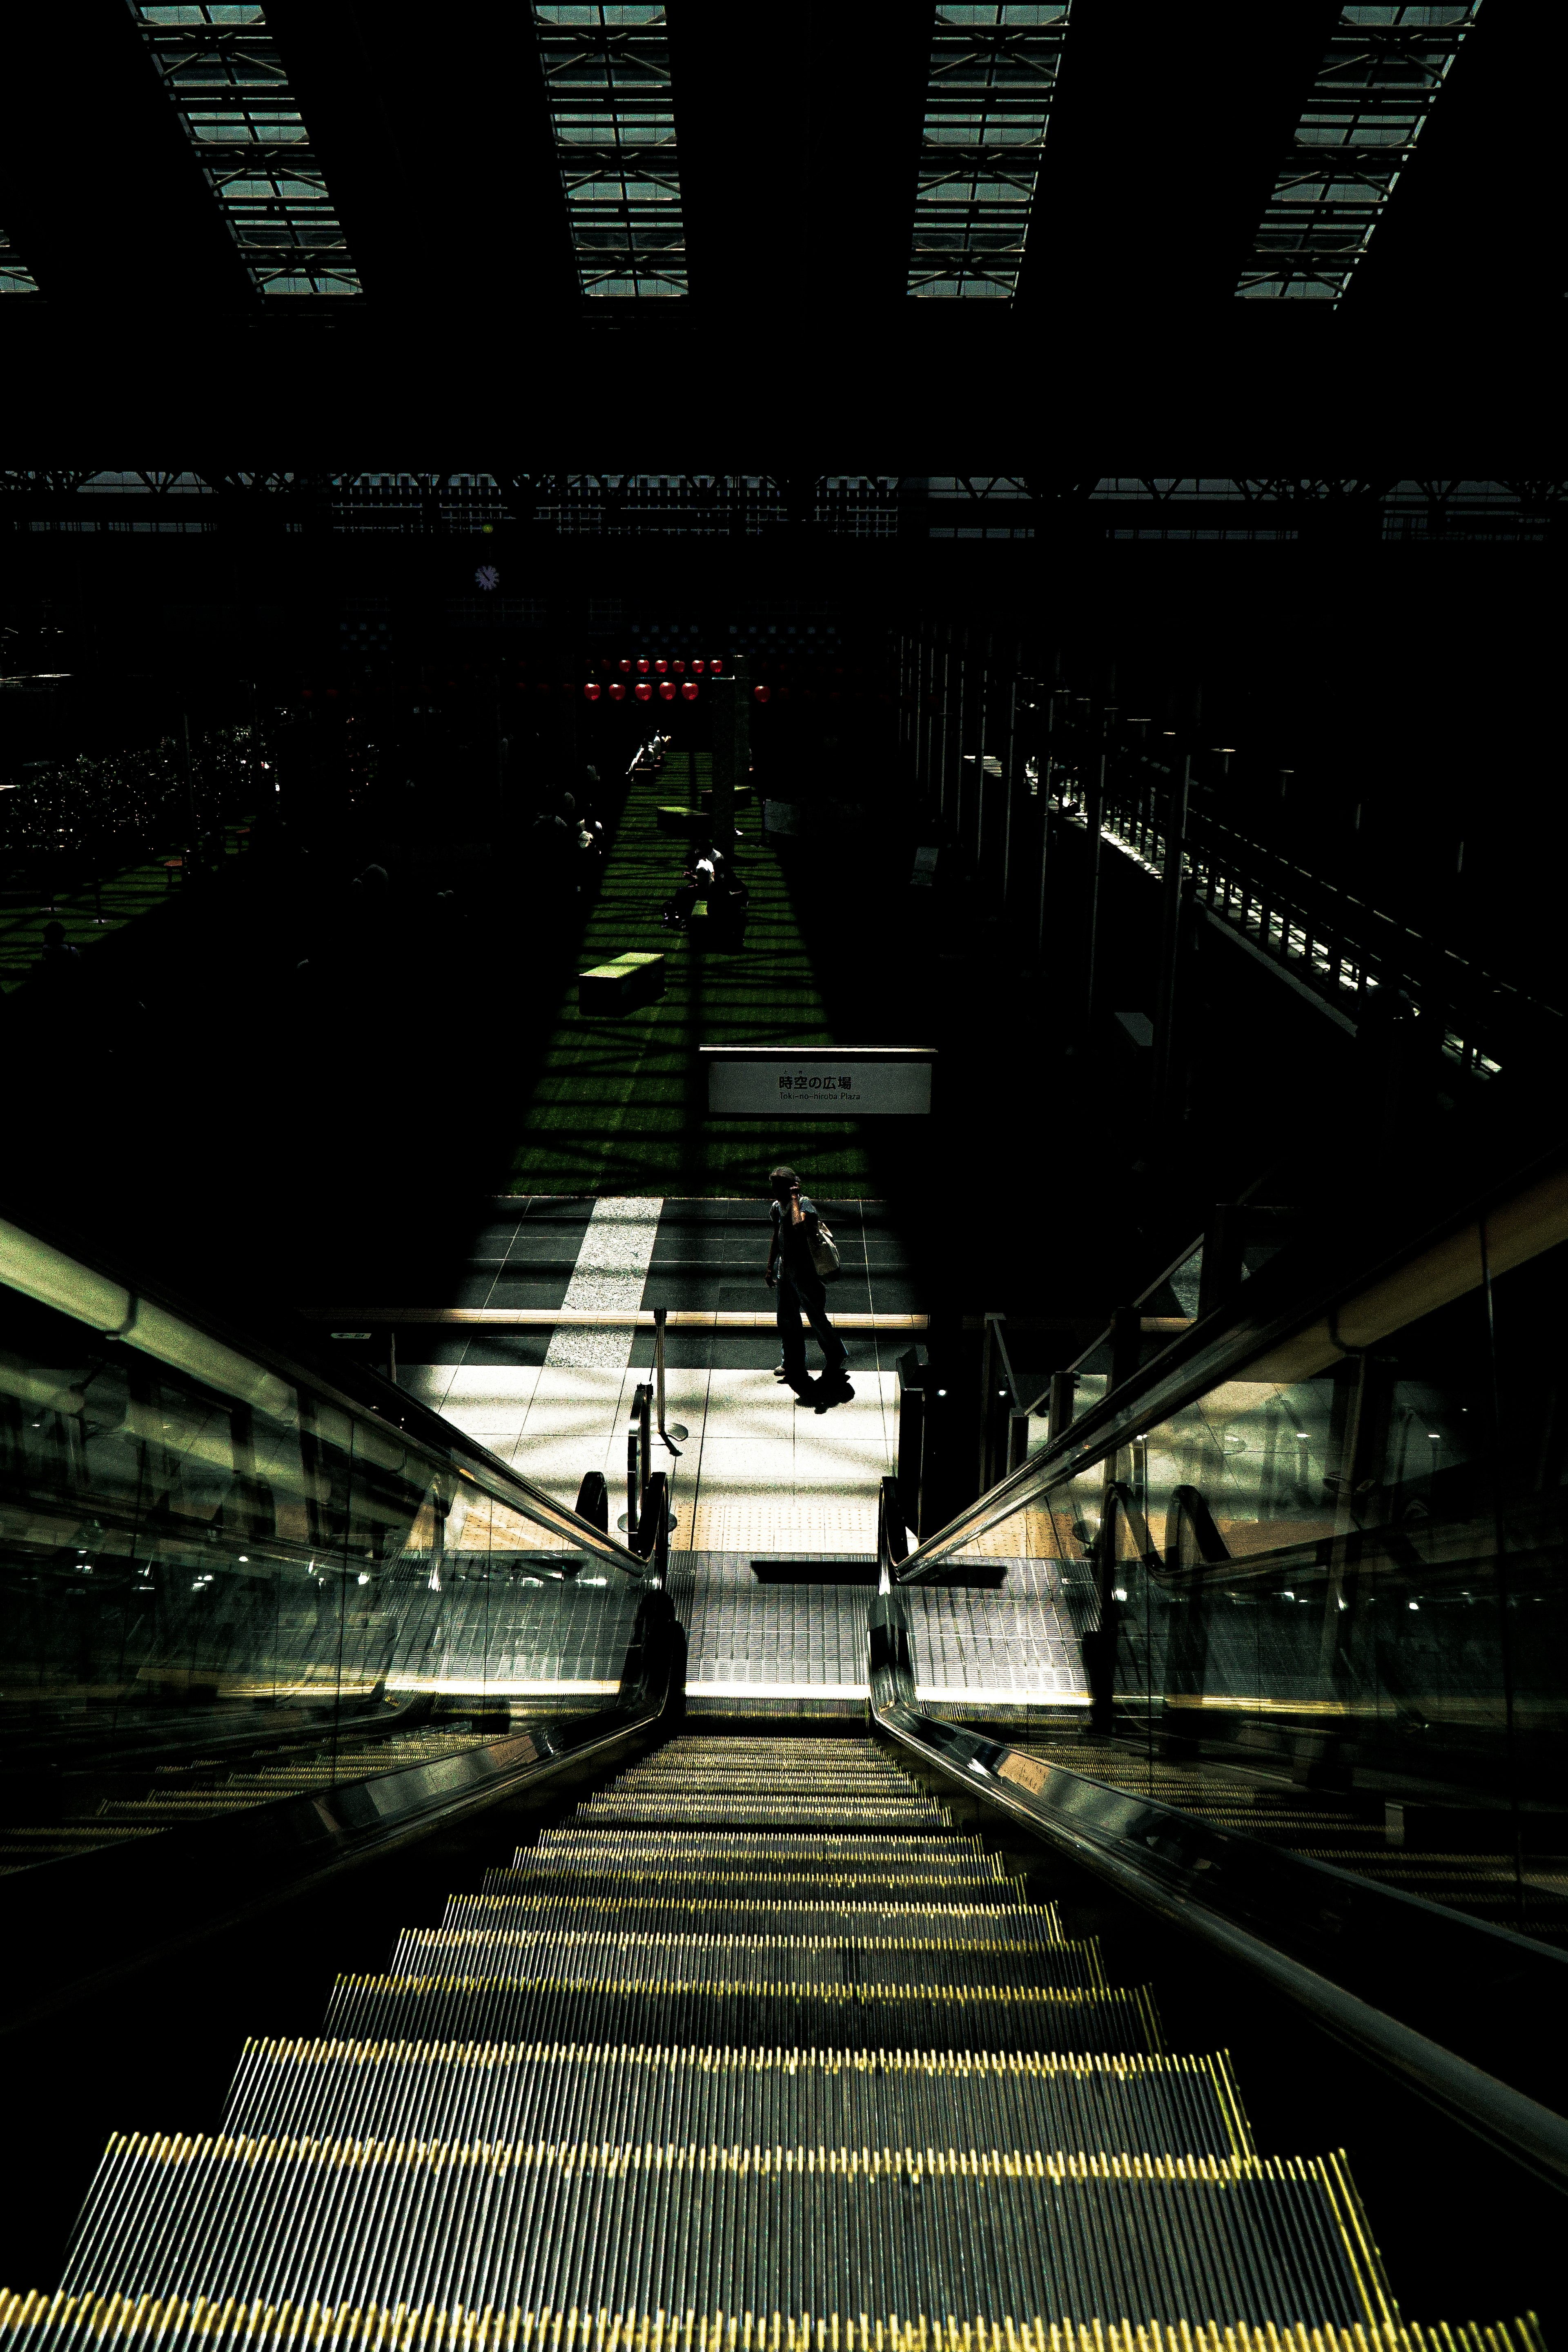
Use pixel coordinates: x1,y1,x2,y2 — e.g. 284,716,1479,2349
656,788,753,837
578,952,666,1014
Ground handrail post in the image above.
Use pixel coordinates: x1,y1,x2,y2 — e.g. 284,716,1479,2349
624,1429,639,1543
1109,1304,1142,1393
1047,1371,1076,1447
636,1382,652,1520
642,1469,670,1584
655,1307,688,1451
977,1315,996,1489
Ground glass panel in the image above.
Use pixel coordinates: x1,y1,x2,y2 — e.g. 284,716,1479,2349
908,2,1072,301
0,1216,647,1870
532,3,686,297
0,226,40,295
124,2,363,296
903,1188,1568,1951
1237,4,1482,305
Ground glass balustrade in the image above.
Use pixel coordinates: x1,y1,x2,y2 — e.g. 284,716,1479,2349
0,1215,650,1870
900,1172,1568,1949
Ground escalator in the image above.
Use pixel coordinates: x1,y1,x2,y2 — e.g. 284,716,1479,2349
4,1728,1531,2352
2,1173,1566,2346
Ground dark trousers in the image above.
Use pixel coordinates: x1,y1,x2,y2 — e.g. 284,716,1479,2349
777,1262,848,1394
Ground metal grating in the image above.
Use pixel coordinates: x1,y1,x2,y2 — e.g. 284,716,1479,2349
1237,2,1482,303
531,3,686,298
908,2,1072,301
124,2,362,297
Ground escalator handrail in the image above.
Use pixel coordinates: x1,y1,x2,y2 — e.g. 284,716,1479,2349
0,1205,650,1582
869,1478,1568,2190
894,1147,1568,1585
0,1572,684,2038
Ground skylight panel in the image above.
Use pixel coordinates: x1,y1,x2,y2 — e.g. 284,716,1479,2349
908,2,1071,301
125,3,361,296
532,4,685,297
0,228,40,295
1237,3,1481,303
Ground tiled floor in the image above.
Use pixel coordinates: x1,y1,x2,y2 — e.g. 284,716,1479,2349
400,1362,895,1552
385,1194,921,1377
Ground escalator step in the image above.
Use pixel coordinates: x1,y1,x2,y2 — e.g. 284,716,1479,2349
503,1853,1011,1891
222,2037,1255,2160
526,1831,986,1858
321,1971,1162,2052
457,1895,1069,1940
493,1866,1016,1897
60,2136,1385,2330
385,1928,1109,1993
4,2295,1538,2352
576,1801,949,1828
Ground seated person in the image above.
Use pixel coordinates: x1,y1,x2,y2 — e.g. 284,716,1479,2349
660,858,702,931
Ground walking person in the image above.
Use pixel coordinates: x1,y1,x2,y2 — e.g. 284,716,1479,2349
764,1165,853,1410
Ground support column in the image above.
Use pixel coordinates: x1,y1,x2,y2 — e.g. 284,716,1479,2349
1082,689,1113,1038
1035,664,1059,968
998,642,1020,916
710,652,750,848
967,633,989,865
1151,740,1192,1139
940,627,962,825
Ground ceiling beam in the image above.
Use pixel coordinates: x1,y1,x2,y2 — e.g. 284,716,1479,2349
0,303,1557,470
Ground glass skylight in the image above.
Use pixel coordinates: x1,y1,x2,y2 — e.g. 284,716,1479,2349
908,3,1071,300
532,4,685,297
125,2,362,296
0,228,39,296
1237,3,1482,302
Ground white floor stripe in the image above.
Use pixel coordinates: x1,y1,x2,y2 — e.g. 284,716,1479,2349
543,1197,664,1369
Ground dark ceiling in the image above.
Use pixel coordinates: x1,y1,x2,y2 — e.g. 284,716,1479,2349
0,2,1557,463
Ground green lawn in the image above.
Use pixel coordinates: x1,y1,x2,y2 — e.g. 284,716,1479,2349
0,826,251,994
509,754,872,1195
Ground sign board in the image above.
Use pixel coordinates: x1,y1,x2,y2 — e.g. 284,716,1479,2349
702,1046,935,1117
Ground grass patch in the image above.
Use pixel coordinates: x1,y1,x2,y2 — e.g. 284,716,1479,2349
509,753,872,1195
0,826,252,994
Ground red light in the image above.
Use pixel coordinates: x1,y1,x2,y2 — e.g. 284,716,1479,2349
673,660,685,676
583,681,601,702
636,658,650,676
635,680,653,702
658,680,675,701
608,680,626,702
709,658,724,674
655,659,668,676
692,660,706,676
753,684,771,704
619,658,632,674
680,681,699,702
